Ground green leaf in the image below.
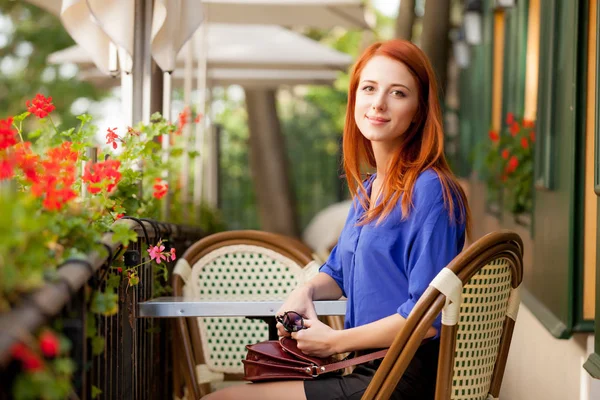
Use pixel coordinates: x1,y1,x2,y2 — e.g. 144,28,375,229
111,223,137,247
128,272,139,287
106,273,121,290
12,111,31,123
53,358,76,376
76,114,93,125
91,385,103,399
91,290,118,316
169,148,184,157
187,150,200,159
91,335,105,356
12,374,40,399
86,312,97,338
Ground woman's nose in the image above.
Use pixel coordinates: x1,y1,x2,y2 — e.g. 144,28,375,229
371,96,386,111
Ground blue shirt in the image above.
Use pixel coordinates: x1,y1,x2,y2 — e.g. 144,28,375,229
320,169,465,335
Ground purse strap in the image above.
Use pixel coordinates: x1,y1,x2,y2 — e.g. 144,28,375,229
314,348,388,376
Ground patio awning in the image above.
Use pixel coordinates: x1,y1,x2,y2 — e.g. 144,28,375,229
24,0,368,29
48,23,353,71
199,0,369,30
79,68,340,88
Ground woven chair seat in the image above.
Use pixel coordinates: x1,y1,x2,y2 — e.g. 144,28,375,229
185,244,317,373
171,230,327,399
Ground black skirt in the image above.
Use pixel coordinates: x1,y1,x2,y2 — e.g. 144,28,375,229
303,339,440,400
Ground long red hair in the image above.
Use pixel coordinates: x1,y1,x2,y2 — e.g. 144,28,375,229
343,39,471,235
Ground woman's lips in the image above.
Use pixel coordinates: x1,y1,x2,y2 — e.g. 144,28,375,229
366,115,390,125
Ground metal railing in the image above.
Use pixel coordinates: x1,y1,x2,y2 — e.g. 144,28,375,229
0,219,206,399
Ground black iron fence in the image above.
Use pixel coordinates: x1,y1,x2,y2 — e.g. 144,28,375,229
0,219,206,399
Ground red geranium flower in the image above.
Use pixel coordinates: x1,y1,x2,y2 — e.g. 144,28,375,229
530,131,536,142
501,149,509,160
82,159,122,194
153,178,168,199
10,342,45,372
510,122,520,137
106,127,120,149
0,117,17,150
506,156,519,174
22,353,44,372
26,94,55,119
523,119,535,128
39,330,60,358
0,159,14,180
506,112,515,125
14,142,40,183
30,142,78,211
489,130,499,142
520,137,529,150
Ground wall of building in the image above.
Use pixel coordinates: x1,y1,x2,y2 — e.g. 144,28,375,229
500,304,593,400
459,177,600,400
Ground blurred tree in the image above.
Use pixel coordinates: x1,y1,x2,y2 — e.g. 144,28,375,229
395,0,416,40
0,1,104,129
421,0,451,91
215,8,396,233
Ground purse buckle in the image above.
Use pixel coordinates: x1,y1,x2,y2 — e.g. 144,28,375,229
305,365,320,377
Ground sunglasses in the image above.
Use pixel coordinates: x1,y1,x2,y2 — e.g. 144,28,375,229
276,311,305,333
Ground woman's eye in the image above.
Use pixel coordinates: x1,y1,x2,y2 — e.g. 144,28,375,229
361,86,375,92
391,90,406,97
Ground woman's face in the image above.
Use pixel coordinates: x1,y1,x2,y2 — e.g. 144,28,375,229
354,55,420,148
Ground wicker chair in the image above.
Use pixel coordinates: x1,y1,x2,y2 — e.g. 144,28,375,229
362,230,524,400
171,230,340,399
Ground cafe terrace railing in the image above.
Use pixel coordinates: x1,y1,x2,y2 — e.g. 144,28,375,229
0,218,206,400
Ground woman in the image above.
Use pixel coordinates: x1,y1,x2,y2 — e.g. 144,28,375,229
205,39,471,400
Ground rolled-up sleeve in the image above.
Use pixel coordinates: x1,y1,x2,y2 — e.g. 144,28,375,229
396,184,465,332
319,243,346,297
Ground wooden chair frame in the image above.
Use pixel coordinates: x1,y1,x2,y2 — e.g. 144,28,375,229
362,230,524,400
172,230,329,399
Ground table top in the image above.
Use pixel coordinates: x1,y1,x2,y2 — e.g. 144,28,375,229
137,297,347,318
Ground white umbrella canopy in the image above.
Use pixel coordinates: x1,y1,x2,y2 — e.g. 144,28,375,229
24,0,203,75
79,67,341,89
152,0,205,72
200,0,369,29
25,0,366,75
48,23,353,71
24,0,368,29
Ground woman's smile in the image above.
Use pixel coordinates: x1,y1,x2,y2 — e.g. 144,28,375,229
366,115,391,125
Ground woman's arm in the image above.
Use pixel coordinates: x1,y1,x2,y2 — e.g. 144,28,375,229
276,272,343,337
292,313,436,357
331,314,436,353
304,272,344,300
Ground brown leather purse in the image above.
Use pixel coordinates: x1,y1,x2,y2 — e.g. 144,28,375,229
242,337,388,382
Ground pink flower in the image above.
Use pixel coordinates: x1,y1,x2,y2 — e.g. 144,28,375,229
148,242,166,264
169,248,176,261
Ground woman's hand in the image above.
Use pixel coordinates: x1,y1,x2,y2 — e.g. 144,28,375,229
276,285,317,338
291,318,339,358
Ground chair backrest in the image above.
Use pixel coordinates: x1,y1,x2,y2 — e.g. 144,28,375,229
362,230,524,400
171,230,322,398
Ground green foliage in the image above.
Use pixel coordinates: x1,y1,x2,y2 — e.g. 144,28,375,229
1,96,221,398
